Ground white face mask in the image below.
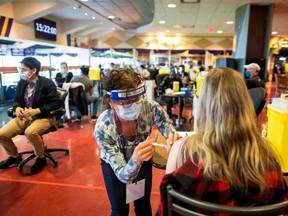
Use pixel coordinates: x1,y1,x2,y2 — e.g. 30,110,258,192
61,67,66,73
116,102,142,121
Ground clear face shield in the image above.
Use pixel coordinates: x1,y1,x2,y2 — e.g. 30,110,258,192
108,83,147,122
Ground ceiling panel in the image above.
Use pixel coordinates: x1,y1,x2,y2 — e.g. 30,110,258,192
1,0,288,41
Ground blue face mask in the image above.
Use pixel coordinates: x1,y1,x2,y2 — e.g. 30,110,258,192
245,71,251,78
116,102,142,121
20,73,28,80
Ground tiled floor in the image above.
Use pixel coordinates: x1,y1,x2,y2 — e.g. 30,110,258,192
0,82,285,216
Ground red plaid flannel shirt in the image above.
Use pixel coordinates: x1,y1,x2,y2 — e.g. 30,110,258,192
158,159,288,216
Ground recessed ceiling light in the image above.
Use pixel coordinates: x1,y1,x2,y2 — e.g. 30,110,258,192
173,25,181,28
159,20,166,24
272,31,278,35
108,15,115,19
92,16,95,19
73,7,77,10
217,30,223,34
168,4,176,8
84,13,88,16
80,0,88,1
166,30,170,32
226,21,234,25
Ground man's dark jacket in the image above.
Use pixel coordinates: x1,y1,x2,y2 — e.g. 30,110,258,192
13,76,61,119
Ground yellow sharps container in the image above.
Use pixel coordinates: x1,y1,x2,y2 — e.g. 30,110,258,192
196,76,204,97
267,102,288,173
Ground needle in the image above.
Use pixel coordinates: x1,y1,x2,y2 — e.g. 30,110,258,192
152,142,169,149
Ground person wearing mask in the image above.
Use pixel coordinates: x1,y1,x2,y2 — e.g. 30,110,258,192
244,63,266,89
71,65,99,122
0,57,61,174
158,67,288,215
94,67,179,216
55,62,74,87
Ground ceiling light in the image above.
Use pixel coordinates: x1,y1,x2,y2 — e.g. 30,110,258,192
159,20,166,24
272,31,278,35
108,15,115,19
173,25,181,28
80,0,88,1
165,30,170,33
73,7,77,10
168,4,176,8
226,21,234,25
217,30,223,34
84,13,88,16
92,16,95,20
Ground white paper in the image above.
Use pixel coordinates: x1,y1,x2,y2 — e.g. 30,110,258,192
126,179,145,204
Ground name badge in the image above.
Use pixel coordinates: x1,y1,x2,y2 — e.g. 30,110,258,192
126,179,145,204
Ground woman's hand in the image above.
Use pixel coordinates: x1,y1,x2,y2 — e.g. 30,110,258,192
166,132,180,153
132,137,155,165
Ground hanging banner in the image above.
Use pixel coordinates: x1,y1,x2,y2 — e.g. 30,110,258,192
0,16,13,37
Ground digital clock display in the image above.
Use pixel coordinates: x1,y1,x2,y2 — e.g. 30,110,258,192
34,18,57,41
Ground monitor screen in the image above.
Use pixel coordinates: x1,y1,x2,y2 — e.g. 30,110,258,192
34,18,57,41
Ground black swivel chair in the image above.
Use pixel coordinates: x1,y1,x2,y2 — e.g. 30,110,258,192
166,184,288,216
248,87,267,117
7,87,70,171
155,74,169,104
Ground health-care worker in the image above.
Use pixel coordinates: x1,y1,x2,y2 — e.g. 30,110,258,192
94,67,179,216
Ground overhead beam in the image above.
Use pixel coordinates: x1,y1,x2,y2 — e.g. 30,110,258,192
13,2,68,24
61,20,95,34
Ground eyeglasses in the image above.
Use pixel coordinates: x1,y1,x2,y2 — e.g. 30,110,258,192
17,67,30,73
113,97,143,108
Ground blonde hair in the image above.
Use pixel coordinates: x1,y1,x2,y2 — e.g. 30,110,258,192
179,67,281,193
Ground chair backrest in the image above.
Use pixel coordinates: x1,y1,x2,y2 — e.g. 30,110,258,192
166,184,288,216
69,85,88,116
53,87,68,121
248,87,267,116
156,74,168,88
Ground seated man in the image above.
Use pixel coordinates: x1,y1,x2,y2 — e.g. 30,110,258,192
0,57,62,174
71,65,99,122
244,63,266,89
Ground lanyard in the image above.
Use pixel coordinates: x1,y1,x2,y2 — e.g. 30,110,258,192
113,111,140,162
25,82,37,108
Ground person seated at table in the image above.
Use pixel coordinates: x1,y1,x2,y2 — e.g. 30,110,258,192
94,67,179,216
160,68,184,121
158,67,288,215
55,62,73,87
